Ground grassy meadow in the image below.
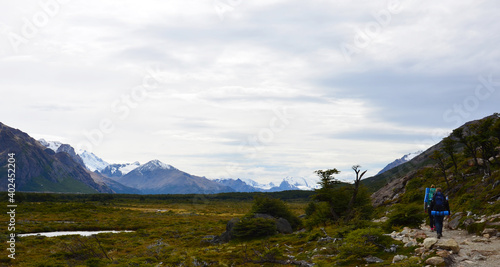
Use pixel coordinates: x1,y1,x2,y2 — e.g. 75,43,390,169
0,192,325,266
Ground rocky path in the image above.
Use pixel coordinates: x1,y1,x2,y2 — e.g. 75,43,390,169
425,227,500,267
412,225,500,266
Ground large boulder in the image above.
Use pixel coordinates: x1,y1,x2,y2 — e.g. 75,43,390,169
423,237,438,249
276,217,293,234
435,239,460,254
448,213,463,230
212,218,240,243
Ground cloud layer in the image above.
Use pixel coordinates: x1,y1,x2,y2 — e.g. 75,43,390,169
1,0,499,183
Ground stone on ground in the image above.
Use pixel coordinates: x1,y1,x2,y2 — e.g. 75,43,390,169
423,237,438,249
435,238,460,254
425,256,445,266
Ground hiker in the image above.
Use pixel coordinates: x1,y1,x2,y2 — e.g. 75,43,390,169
424,185,436,231
429,188,450,239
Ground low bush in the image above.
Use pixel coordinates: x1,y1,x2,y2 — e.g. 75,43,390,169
304,202,332,228
385,203,425,230
232,217,277,239
249,196,302,230
336,227,394,263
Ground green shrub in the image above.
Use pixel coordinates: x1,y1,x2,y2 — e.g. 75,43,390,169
336,227,394,262
232,217,277,239
249,196,302,230
401,188,424,204
466,221,486,235
304,202,332,228
306,185,373,228
386,203,425,230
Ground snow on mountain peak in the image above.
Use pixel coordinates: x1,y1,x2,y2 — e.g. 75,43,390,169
402,151,423,161
138,160,172,171
238,177,318,191
78,150,109,172
283,176,319,190
38,139,62,152
377,150,424,175
119,162,141,175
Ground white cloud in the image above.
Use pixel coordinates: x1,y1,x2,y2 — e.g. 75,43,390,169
1,0,499,183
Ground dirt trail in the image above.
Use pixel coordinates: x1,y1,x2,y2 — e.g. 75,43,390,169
421,225,500,267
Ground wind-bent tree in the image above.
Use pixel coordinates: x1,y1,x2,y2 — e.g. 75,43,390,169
345,165,367,221
314,169,341,189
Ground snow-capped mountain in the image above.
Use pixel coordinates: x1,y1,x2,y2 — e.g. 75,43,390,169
221,177,319,192
38,139,62,152
117,160,233,194
100,162,141,178
78,150,109,172
213,178,262,192
135,159,172,172
282,177,319,190
377,150,423,175
38,139,318,193
38,139,110,172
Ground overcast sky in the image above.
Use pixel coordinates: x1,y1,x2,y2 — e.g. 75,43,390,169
1,0,499,183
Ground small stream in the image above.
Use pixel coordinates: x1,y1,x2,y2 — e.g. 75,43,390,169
18,230,133,237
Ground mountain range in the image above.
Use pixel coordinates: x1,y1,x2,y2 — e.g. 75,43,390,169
38,139,320,193
0,121,321,194
2,120,451,195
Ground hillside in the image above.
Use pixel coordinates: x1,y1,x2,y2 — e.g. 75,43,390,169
369,113,500,217
0,122,112,193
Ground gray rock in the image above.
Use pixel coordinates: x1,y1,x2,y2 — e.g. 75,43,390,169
449,214,462,230
212,218,240,243
423,237,438,249
392,255,407,263
435,238,460,254
482,228,498,237
276,218,293,234
470,251,487,261
463,218,475,227
364,256,384,263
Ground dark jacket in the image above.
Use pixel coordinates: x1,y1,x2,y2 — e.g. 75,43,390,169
429,192,450,214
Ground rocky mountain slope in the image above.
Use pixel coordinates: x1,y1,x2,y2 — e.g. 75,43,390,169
0,122,112,193
369,113,500,219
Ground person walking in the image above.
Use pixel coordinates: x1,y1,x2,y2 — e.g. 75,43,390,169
424,185,437,231
429,188,450,239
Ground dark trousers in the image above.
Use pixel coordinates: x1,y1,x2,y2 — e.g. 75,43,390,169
434,215,444,235
429,212,435,228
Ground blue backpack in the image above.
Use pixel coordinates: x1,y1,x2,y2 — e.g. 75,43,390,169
433,192,446,211
430,192,449,215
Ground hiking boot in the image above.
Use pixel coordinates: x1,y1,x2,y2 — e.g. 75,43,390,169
437,234,442,239
431,227,435,232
